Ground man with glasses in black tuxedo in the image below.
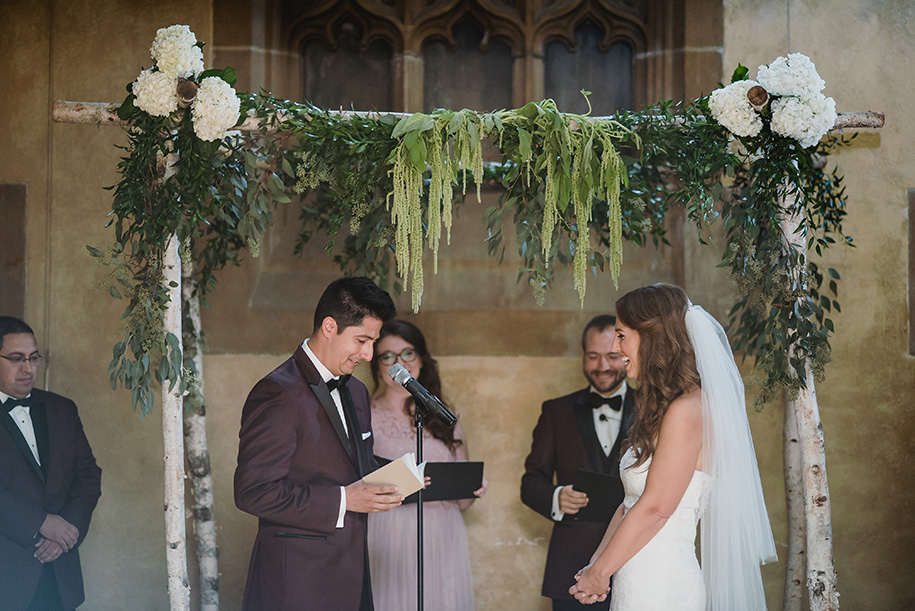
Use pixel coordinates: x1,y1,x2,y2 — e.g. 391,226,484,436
521,315,634,610
0,316,102,611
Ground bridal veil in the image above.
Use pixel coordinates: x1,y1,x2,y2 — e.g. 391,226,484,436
685,304,777,611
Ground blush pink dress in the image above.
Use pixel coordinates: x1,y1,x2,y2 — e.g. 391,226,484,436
367,407,476,611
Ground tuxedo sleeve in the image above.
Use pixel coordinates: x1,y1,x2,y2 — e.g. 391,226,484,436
521,404,560,520
57,399,102,545
0,491,47,548
234,379,341,535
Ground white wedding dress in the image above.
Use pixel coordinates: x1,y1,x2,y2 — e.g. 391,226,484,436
610,448,711,611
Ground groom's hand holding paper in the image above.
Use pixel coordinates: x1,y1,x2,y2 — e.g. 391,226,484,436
373,456,484,503
345,479,404,513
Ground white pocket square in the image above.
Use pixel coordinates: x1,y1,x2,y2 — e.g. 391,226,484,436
362,431,372,440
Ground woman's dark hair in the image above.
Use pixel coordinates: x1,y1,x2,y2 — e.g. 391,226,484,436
370,319,461,451
616,284,700,468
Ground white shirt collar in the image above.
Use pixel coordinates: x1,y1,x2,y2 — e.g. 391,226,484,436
301,338,335,384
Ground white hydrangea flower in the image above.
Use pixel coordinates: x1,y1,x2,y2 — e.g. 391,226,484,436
132,68,178,117
191,77,241,141
151,25,204,79
708,80,764,138
770,94,837,148
757,53,825,98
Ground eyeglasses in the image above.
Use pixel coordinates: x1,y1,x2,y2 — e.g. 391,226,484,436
377,348,418,366
0,353,43,367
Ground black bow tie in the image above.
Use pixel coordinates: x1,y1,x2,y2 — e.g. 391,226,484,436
4,397,30,412
588,393,622,412
326,375,351,392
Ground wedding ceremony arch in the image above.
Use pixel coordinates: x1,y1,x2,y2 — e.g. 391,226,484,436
51,23,884,611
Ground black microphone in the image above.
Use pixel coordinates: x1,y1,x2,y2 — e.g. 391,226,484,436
388,363,457,428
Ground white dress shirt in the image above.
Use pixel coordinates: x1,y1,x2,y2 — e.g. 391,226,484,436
301,339,349,528
1,391,40,466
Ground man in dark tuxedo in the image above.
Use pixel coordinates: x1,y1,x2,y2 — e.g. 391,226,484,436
235,277,404,611
0,316,102,611
521,314,634,611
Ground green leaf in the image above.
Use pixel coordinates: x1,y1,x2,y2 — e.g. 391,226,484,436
518,128,532,161
109,286,122,299
117,94,138,121
731,63,750,83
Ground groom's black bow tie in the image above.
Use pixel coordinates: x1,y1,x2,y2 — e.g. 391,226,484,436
588,392,622,412
4,397,30,412
326,375,351,392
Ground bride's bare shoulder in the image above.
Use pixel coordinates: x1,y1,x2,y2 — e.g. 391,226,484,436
663,388,702,429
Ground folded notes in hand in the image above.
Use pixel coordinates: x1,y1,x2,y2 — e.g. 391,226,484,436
363,452,426,497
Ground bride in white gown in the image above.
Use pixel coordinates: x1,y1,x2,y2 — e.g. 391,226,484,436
569,284,776,610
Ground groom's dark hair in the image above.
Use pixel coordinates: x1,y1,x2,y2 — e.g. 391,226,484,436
313,277,396,333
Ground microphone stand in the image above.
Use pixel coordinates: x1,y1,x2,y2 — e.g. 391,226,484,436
413,403,427,611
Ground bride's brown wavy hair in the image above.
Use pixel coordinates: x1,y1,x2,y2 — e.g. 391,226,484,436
617,284,700,468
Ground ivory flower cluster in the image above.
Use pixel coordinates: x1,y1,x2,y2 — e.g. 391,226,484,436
130,25,240,141
132,68,179,118
708,80,764,137
709,53,836,149
150,25,204,79
192,77,242,141
757,53,825,97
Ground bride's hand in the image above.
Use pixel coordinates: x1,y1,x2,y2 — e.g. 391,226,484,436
569,565,610,605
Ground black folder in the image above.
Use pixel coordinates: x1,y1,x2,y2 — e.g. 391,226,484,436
562,468,620,523
375,456,483,503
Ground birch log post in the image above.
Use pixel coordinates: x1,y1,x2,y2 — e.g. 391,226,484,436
182,274,219,611
780,197,839,611
783,391,805,611
161,234,191,611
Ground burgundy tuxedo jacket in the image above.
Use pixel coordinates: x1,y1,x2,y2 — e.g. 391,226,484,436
235,346,376,611
0,389,102,611
520,386,634,601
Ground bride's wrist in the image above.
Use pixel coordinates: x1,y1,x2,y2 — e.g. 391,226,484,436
589,562,613,582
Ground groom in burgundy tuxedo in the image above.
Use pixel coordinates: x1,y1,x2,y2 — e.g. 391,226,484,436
0,316,102,611
521,315,634,611
235,277,403,611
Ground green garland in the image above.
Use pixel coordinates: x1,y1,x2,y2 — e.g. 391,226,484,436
95,78,853,414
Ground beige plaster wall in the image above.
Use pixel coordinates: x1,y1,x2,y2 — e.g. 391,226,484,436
1,0,913,609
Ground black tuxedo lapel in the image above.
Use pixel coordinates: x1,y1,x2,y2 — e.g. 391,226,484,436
572,391,607,474
293,348,360,473
1,410,45,482
310,381,359,472
29,398,51,479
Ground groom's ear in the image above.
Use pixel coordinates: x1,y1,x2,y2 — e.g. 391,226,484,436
321,316,338,338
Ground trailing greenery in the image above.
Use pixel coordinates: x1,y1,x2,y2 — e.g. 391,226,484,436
95,76,854,414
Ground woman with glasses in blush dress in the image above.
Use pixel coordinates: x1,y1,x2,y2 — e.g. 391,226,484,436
367,319,487,611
